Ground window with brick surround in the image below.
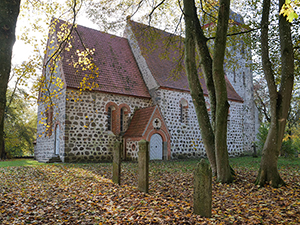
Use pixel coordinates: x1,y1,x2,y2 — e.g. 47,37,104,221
120,107,124,132
106,102,117,133
119,104,130,133
107,107,112,131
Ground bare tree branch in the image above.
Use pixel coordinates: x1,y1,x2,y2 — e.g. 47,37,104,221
254,87,271,122
130,0,145,18
148,0,166,25
207,27,259,40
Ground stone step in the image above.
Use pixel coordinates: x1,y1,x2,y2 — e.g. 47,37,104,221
47,155,62,163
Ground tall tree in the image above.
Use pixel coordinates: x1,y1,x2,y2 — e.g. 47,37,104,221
255,0,294,187
183,0,217,176
0,0,21,159
184,0,233,182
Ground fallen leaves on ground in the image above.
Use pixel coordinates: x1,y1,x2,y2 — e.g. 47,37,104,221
0,160,300,224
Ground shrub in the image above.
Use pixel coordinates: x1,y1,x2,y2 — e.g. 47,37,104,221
256,123,269,155
281,138,296,158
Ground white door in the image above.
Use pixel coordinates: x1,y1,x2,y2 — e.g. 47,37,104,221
150,133,163,160
55,126,60,155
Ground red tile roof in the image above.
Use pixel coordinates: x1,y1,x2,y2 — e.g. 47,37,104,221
128,20,243,102
53,19,150,98
123,106,156,137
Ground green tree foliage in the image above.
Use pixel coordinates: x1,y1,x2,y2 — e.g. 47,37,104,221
256,123,269,153
5,88,37,157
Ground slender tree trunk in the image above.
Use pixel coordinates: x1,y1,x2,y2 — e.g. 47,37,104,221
212,0,233,183
183,0,217,176
0,0,21,159
277,0,294,153
256,0,293,187
256,117,285,187
192,9,216,131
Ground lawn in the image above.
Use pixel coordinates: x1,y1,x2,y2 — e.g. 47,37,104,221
0,158,45,168
0,157,299,224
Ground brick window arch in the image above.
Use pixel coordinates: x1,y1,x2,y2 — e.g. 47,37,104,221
179,98,188,124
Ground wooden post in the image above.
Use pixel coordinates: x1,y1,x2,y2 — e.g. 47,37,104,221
138,139,149,193
112,141,122,185
193,158,212,217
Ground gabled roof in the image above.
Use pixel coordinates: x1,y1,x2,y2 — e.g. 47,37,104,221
127,20,244,102
123,106,157,137
52,19,150,98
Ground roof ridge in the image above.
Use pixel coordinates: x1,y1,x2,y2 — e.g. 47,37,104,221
53,17,127,41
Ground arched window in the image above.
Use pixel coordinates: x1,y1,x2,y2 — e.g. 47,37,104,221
120,107,124,132
105,102,118,133
120,105,130,132
179,98,188,124
107,107,112,131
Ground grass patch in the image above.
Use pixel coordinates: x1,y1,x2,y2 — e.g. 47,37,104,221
2,156,298,170
229,156,300,170
0,159,45,167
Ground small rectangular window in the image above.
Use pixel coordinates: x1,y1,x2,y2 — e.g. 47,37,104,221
120,108,124,132
180,103,183,123
107,107,112,131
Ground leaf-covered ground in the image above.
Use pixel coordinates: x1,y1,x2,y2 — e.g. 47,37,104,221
0,159,300,224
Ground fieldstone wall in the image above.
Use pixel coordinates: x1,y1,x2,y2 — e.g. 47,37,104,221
156,89,204,159
227,101,244,156
64,90,152,162
225,43,258,154
125,140,140,161
156,89,244,159
35,87,66,162
35,32,67,162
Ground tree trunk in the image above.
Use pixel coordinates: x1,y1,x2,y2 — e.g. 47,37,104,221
277,0,294,153
183,0,217,176
256,0,293,187
256,117,285,187
192,9,216,131
0,0,21,159
212,0,233,183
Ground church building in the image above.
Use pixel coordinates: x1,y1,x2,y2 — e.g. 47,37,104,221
35,17,257,163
